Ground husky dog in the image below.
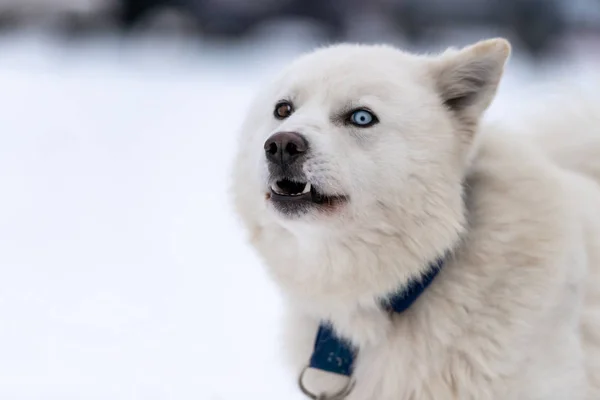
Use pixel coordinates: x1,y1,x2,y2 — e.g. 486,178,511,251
231,38,600,399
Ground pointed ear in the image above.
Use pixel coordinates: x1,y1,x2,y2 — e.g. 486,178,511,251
430,38,511,119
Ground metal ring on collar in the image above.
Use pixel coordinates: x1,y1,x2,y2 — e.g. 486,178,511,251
298,366,355,400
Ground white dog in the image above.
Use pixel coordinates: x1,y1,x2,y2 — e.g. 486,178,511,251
231,38,600,399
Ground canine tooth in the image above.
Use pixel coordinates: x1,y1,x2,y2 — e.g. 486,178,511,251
302,183,311,194
271,183,283,195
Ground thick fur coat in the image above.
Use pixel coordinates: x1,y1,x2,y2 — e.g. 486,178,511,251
231,38,600,399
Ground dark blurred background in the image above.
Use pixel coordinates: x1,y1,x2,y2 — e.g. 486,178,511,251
1,0,600,56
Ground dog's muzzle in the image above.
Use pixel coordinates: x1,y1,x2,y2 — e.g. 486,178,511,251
263,131,348,216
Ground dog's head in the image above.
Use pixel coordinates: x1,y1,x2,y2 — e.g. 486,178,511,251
232,39,510,300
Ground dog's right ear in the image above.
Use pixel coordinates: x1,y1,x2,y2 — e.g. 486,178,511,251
430,38,511,129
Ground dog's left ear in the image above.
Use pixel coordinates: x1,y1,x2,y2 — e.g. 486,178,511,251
430,38,511,126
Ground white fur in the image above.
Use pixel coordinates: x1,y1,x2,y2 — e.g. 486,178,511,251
231,39,600,399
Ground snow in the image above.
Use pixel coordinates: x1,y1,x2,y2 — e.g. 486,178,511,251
0,31,597,400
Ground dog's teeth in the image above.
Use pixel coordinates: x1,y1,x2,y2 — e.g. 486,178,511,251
271,183,283,195
271,182,310,196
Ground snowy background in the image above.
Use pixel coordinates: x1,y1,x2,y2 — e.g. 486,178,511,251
0,25,599,400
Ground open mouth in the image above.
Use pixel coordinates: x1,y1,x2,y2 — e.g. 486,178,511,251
266,178,347,214
271,179,312,199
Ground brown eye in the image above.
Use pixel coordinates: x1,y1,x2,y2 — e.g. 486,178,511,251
274,101,293,119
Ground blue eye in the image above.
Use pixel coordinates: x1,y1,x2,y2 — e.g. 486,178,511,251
349,109,378,127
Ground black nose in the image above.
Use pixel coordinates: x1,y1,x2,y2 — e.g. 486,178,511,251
264,132,308,165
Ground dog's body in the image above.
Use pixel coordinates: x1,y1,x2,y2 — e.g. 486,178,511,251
232,39,600,399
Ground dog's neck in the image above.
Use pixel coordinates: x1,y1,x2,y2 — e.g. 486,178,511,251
308,256,445,377
259,194,468,351
255,178,468,348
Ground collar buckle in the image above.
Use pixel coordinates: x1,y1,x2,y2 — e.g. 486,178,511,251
298,366,355,400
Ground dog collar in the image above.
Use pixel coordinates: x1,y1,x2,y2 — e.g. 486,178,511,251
299,258,444,398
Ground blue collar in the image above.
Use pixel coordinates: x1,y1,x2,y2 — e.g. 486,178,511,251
308,258,444,377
